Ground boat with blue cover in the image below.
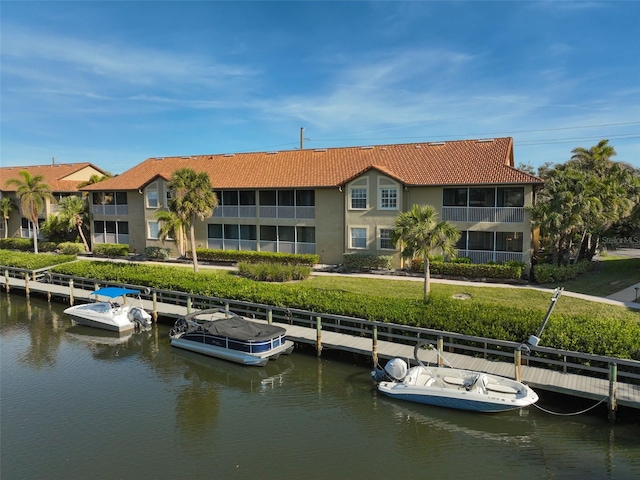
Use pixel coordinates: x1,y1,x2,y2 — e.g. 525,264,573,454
169,308,295,366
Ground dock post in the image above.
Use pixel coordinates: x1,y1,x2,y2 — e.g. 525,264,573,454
267,309,273,325
187,296,191,314
24,273,30,299
372,325,378,367
69,279,74,306
316,316,322,357
94,283,100,291
152,291,158,322
608,363,617,423
437,336,444,366
514,349,522,382
4,269,9,293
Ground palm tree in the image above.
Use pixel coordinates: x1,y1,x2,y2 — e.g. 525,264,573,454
155,209,187,257
77,172,114,188
0,197,15,239
50,196,91,252
167,168,218,273
4,171,55,253
391,204,460,296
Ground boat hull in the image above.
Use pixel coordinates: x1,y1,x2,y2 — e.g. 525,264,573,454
64,306,135,333
170,337,295,366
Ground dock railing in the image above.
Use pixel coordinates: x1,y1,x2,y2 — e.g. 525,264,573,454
3,266,640,386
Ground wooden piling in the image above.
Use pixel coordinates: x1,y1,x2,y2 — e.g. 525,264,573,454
24,273,30,299
515,349,522,382
267,309,273,325
152,291,158,322
69,279,74,306
316,316,322,357
608,363,618,422
187,296,191,313
437,337,444,366
4,269,9,293
372,325,378,367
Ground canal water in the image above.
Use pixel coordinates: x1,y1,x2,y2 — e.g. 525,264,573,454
1,293,639,480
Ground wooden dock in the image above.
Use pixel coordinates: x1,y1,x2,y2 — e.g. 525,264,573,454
3,272,639,413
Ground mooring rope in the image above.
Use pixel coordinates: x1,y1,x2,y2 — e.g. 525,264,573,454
532,396,609,416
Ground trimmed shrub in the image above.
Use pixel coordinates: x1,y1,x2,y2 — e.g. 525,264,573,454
0,238,34,251
237,262,312,282
533,260,593,284
343,253,393,270
0,250,76,268
93,243,130,257
58,242,85,255
410,258,522,280
39,241,58,253
144,246,171,260
195,248,319,266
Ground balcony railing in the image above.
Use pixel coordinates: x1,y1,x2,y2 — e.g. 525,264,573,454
93,234,129,245
442,207,524,223
92,205,129,216
456,249,524,264
207,239,316,254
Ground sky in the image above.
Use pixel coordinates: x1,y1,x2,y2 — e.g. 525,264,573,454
1,1,639,175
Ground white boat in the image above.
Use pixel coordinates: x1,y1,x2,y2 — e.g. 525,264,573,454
169,308,295,367
372,343,539,413
64,287,152,333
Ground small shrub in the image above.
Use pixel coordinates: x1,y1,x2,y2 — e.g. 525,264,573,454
0,238,34,251
237,262,312,282
58,242,85,255
533,260,593,284
343,254,392,270
39,241,58,253
195,248,319,266
93,243,130,257
144,246,171,260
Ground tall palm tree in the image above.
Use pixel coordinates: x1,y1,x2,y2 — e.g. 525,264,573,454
0,197,15,239
77,172,114,188
4,171,55,253
167,168,218,273
391,204,460,296
155,208,187,257
50,196,91,252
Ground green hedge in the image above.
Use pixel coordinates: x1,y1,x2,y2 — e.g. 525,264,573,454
0,249,77,269
194,248,319,266
93,243,130,257
144,247,171,260
0,238,57,252
45,259,640,360
237,262,312,282
58,242,85,255
343,253,393,270
533,260,593,283
410,258,523,280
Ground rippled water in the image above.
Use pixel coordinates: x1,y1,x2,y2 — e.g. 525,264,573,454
1,293,639,480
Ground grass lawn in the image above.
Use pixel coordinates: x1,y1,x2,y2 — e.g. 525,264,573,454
541,255,640,296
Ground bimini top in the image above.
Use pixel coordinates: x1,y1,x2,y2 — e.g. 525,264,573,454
90,287,141,299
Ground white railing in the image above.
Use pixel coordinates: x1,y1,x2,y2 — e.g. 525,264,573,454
442,207,524,223
93,234,129,245
258,206,315,219
457,249,524,264
92,205,129,216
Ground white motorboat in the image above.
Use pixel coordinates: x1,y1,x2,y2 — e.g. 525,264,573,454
372,347,539,413
64,287,152,333
169,308,294,366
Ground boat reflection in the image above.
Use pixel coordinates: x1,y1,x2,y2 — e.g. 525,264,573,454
65,324,156,360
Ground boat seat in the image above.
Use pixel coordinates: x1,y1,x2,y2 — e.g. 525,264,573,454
443,376,465,386
486,383,519,395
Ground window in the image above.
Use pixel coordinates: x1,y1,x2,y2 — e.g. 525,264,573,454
259,190,276,206
468,231,494,251
148,221,159,239
239,191,256,206
496,232,523,252
146,183,159,208
208,224,223,239
469,188,495,207
443,188,468,206
222,191,239,206
379,188,398,209
296,190,315,206
379,228,394,250
240,224,257,240
297,226,315,243
279,225,295,242
497,187,524,207
456,231,468,250
350,227,367,249
260,225,277,241
278,190,294,207
350,188,367,209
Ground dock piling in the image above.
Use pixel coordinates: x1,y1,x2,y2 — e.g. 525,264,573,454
515,349,522,382
372,325,378,367
316,316,322,357
4,269,9,293
24,273,30,298
69,279,74,305
152,291,158,322
609,363,618,422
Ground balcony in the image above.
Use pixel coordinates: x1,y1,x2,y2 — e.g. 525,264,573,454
207,239,316,254
456,249,524,264
442,207,524,223
92,205,129,216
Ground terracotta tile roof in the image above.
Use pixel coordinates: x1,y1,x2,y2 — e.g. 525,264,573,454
80,138,543,191
1,163,105,193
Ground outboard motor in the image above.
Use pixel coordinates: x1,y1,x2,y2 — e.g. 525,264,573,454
129,307,152,329
372,357,409,383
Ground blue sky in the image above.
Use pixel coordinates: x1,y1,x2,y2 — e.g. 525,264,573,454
2,1,639,174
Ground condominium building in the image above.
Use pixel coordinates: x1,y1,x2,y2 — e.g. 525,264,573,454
80,138,542,267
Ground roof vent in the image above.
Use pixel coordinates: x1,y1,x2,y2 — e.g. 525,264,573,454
266,151,278,155
314,148,327,152
476,138,494,143
224,153,235,157
360,146,374,150
153,157,164,161
428,142,445,146
415,145,421,148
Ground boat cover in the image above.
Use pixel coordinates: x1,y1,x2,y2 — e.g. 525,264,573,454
193,316,286,342
90,287,140,298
